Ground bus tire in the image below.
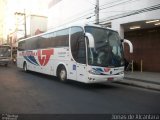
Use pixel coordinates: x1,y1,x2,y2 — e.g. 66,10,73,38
57,65,67,82
23,62,27,72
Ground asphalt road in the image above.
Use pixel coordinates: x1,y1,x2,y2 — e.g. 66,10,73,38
0,64,160,114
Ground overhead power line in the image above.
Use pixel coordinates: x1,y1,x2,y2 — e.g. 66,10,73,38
49,0,145,28
99,3,160,24
100,0,141,10
60,0,138,25
86,0,96,6
61,0,133,24
100,0,124,8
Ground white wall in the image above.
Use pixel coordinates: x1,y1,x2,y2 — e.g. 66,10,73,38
47,0,94,29
112,9,160,38
48,0,160,31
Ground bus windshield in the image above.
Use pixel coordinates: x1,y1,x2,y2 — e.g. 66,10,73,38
0,46,11,57
85,26,124,67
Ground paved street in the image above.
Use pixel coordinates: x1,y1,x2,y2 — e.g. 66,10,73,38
0,64,160,114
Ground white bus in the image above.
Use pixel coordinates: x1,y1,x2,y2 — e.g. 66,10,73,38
17,23,133,83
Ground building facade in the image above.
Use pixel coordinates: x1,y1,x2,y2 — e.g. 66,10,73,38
26,15,47,37
48,0,160,72
8,14,47,47
107,0,160,72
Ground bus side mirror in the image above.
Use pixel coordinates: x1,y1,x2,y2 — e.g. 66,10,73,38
123,39,133,53
85,33,95,48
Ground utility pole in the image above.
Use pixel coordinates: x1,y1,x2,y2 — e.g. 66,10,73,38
95,0,99,24
24,9,27,38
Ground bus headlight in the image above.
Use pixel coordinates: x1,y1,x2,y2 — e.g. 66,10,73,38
88,70,101,75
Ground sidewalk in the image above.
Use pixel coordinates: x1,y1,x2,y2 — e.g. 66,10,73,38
118,71,160,91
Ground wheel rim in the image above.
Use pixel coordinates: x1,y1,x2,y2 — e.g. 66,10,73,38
59,69,66,81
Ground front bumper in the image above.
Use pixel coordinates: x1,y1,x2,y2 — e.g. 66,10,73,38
0,59,11,65
86,73,124,83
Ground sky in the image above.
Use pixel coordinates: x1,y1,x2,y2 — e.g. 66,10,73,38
6,0,50,13
5,0,50,33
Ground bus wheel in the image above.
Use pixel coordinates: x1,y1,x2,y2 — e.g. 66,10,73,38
58,66,67,82
23,62,27,72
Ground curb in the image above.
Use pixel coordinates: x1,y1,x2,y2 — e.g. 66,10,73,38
116,78,160,91
124,77,160,85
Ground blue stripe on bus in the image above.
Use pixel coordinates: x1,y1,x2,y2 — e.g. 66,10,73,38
24,56,39,66
93,68,103,72
28,56,39,66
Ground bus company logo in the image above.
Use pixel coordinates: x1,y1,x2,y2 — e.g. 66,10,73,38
22,49,54,66
104,67,110,72
37,49,54,66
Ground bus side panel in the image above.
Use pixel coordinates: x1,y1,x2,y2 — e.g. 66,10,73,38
17,51,24,69
51,47,70,77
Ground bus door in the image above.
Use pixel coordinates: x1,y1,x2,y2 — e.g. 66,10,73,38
70,27,87,82
68,57,87,82
76,39,87,82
